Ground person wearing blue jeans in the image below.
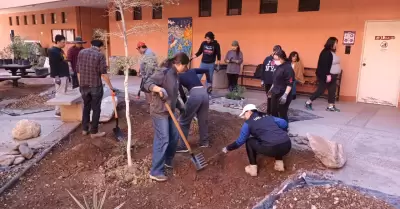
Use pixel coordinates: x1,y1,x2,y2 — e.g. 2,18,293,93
192,31,221,85
143,52,189,182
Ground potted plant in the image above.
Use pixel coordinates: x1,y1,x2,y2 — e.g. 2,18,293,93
224,85,247,109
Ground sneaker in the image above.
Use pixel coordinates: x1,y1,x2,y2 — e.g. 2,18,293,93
245,165,258,177
176,146,189,153
274,160,285,172
90,132,106,139
326,106,340,112
164,164,173,169
149,174,168,182
305,102,313,111
82,130,89,136
199,142,210,148
54,112,61,117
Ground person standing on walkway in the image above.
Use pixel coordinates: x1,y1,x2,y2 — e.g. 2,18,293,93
225,40,243,92
289,51,305,100
192,31,221,85
268,50,294,123
305,37,341,112
137,42,158,104
143,52,188,182
67,36,86,89
76,40,116,138
261,45,282,115
48,35,70,117
222,104,291,177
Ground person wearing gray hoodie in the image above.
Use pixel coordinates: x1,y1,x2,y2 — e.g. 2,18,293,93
224,40,243,91
143,52,188,182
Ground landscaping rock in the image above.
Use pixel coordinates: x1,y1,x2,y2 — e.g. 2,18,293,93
12,119,41,140
307,133,346,169
19,143,34,159
13,156,25,165
0,155,16,166
7,150,21,155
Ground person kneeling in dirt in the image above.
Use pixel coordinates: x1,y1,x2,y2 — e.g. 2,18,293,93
222,104,291,177
143,53,188,182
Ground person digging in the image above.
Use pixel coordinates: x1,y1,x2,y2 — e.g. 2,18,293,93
222,104,292,176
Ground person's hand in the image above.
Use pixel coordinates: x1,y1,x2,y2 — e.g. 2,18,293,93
55,76,61,85
279,93,288,105
326,75,332,83
225,59,230,63
178,106,186,115
191,55,197,60
222,147,228,154
110,87,119,95
159,88,168,100
261,80,264,87
216,60,220,65
267,89,272,98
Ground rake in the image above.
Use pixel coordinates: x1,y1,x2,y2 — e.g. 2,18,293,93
164,103,208,171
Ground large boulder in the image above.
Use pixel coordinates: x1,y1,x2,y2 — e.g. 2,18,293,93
12,119,41,140
307,133,346,169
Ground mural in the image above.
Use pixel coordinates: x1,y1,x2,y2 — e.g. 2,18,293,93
168,17,193,58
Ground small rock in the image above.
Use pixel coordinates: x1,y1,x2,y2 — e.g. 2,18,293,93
0,155,16,166
334,197,339,204
12,119,41,140
311,205,317,209
13,156,25,165
19,143,34,159
7,150,20,155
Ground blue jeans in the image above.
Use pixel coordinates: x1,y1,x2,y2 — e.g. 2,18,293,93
197,62,215,85
150,115,179,176
292,80,297,96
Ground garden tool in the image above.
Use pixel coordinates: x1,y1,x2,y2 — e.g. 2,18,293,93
111,92,125,142
136,78,145,99
164,103,208,171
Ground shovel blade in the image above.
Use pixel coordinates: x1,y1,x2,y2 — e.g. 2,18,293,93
191,153,208,171
113,127,125,142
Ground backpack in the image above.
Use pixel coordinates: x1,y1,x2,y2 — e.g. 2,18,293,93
253,64,263,79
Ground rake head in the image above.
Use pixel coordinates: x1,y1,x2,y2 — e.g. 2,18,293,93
190,152,208,171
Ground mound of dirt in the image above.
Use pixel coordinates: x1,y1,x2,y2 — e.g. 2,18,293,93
274,185,395,209
6,91,54,109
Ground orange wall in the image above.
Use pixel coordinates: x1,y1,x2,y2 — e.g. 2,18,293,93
108,0,400,101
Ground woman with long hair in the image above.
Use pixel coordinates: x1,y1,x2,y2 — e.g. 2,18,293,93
225,40,243,91
305,37,341,112
288,51,305,100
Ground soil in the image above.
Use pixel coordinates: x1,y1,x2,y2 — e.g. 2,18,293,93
0,82,53,102
0,100,324,209
274,185,395,209
6,91,55,110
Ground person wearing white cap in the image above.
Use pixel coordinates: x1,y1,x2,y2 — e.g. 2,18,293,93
221,104,292,176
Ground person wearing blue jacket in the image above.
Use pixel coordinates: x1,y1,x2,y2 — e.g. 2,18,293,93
222,104,292,177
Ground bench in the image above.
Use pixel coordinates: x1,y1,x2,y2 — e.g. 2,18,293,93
0,75,22,87
239,64,262,90
46,88,83,122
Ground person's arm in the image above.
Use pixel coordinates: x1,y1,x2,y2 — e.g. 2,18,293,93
194,42,204,58
226,123,250,151
317,50,333,78
76,51,81,84
233,51,243,64
194,68,212,84
66,47,73,62
224,52,230,63
143,70,164,93
179,84,187,103
48,49,61,77
283,66,294,94
99,54,114,90
273,117,288,130
215,43,221,62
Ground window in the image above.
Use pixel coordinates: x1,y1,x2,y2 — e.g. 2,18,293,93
51,13,56,24
24,15,28,25
9,17,12,26
61,12,67,23
32,15,37,25
260,0,277,14
227,0,242,16
298,0,320,12
152,3,162,19
16,16,20,25
199,0,212,17
133,7,142,20
115,8,122,21
41,14,45,24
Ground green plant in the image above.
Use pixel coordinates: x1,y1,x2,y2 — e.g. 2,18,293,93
9,36,25,59
225,85,246,100
67,189,125,209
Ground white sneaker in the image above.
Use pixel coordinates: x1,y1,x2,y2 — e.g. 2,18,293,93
245,165,258,177
274,160,285,172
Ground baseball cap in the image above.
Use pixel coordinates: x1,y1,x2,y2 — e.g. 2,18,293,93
239,104,258,118
137,41,146,49
232,40,239,46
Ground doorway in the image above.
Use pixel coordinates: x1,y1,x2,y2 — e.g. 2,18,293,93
357,21,400,107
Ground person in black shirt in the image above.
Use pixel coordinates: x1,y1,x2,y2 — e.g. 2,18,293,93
268,50,294,123
192,31,221,85
48,35,70,117
261,45,282,115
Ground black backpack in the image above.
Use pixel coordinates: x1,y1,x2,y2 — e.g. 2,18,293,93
253,64,263,79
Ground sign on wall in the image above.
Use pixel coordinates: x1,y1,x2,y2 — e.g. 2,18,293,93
343,31,356,45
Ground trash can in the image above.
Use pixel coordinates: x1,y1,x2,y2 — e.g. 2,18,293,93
212,64,228,89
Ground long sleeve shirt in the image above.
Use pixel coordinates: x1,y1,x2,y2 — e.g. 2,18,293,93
271,62,294,95
178,68,211,103
225,50,243,74
67,46,84,73
195,40,221,64
139,48,157,78
48,46,70,78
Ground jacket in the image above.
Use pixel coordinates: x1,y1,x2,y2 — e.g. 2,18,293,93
195,40,221,64
271,62,294,95
292,61,305,84
261,55,276,84
316,48,333,80
224,50,243,74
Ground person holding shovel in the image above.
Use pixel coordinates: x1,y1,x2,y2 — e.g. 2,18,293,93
137,42,158,104
222,104,292,177
143,52,188,182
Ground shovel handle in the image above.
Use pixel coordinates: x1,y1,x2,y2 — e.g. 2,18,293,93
164,103,192,152
111,93,118,119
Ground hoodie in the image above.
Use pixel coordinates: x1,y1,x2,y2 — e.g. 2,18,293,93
261,55,277,84
195,40,221,64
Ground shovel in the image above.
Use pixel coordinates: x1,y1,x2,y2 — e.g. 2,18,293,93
164,103,208,171
111,92,125,142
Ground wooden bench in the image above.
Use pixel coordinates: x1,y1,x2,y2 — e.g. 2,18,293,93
0,75,22,87
239,64,262,90
46,88,83,122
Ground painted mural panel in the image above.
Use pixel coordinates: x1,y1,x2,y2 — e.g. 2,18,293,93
168,17,193,58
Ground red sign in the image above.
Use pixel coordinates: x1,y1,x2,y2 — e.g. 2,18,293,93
375,36,395,40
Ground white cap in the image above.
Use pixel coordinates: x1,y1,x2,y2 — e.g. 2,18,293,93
239,104,257,118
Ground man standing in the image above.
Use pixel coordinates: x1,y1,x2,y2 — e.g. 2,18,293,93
48,35,70,117
67,36,86,88
137,42,157,104
76,40,116,138
261,45,282,115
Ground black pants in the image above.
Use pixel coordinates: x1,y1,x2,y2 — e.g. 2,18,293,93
227,73,239,90
310,74,337,104
71,72,79,89
246,137,291,165
80,86,103,134
271,92,292,123
263,84,273,115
